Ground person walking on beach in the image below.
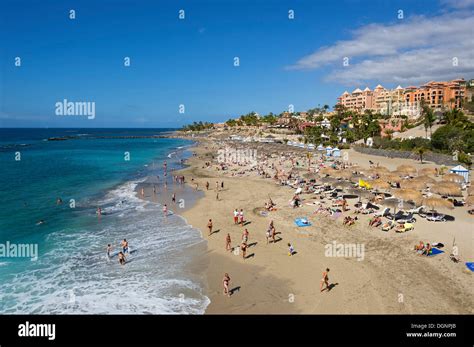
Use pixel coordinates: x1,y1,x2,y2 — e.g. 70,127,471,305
215,181,219,191
221,181,224,190
153,185,156,195
320,268,330,292
242,228,249,244
223,273,231,297
240,242,247,259
163,204,168,216
226,233,232,251
239,209,244,226
216,191,219,201
233,209,239,224
141,187,145,197
207,219,213,236
206,181,209,190
172,193,176,204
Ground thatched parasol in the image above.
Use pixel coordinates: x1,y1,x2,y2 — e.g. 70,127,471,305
430,182,462,197
372,166,390,175
333,181,354,190
379,172,402,183
422,197,454,210
320,176,338,185
370,179,391,191
303,172,319,181
442,173,465,183
399,179,427,190
465,195,474,206
347,188,374,202
334,170,353,180
392,189,423,205
414,175,437,185
382,197,415,212
396,164,417,175
418,167,438,177
468,186,474,196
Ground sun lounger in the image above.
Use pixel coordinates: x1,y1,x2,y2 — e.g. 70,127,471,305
382,220,395,231
395,223,414,233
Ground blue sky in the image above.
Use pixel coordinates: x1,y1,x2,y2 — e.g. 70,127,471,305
0,0,472,127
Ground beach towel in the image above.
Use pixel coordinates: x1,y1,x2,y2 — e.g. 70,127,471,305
465,262,474,272
428,248,444,256
294,217,312,227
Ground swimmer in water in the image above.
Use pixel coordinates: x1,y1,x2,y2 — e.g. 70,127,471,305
121,239,129,254
163,204,168,215
56,198,63,205
36,220,45,225
107,244,113,258
97,207,102,216
118,252,126,265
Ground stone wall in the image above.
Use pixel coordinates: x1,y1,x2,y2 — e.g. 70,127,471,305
352,146,459,166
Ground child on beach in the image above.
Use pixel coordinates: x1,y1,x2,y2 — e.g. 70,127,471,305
288,243,295,256
226,233,232,251
223,273,231,297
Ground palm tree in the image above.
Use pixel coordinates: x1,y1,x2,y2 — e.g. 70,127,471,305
414,147,427,164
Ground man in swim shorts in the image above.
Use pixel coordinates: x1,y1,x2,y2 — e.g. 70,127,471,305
320,268,330,292
121,239,129,254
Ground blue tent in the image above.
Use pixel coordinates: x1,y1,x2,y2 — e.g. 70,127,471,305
332,147,341,157
325,146,333,156
450,165,469,182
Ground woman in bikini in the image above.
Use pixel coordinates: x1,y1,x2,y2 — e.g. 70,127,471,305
207,219,213,236
226,233,232,251
223,273,231,297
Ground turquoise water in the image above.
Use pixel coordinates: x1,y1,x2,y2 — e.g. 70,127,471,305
0,129,209,314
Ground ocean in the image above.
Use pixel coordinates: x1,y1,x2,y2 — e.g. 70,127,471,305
0,128,209,314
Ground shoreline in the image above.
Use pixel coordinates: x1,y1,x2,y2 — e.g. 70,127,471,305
165,133,473,314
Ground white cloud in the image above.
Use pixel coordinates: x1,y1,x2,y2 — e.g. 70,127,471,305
440,0,474,9
288,11,474,85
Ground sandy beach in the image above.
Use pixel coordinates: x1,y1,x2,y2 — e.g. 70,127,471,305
140,136,473,314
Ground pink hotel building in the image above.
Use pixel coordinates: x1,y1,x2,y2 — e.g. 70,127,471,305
337,79,467,118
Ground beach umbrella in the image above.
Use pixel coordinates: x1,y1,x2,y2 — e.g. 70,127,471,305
430,182,462,197
334,170,353,180
320,176,338,185
379,172,402,183
393,189,423,205
414,175,437,185
465,195,474,206
372,166,390,175
303,172,319,181
319,167,337,176
382,197,415,212
399,179,427,190
370,179,391,190
442,173,465,183
333,181,354,190
347,188,373,202
418,167,438,177
468,186,474,196
396,164,417,175
422,197,454,211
